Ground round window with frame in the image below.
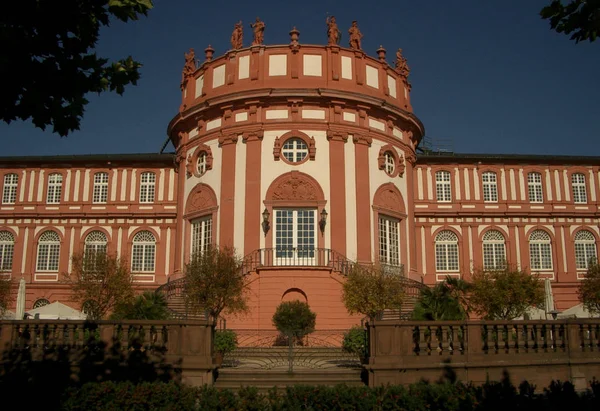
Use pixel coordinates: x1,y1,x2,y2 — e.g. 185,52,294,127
281,138,309,164
197,151,208,176
384,151,395,176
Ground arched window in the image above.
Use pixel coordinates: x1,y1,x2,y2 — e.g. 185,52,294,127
2,173,18,204
435,171,452,202
33,298,50,309
131,231,156,273
435,230,459,272
92,172,109,203
139,172,156,203
85,231,108,256
37,231,61,272
575,230,597,270
529,230,552,270
572,173,587,204
482,230,506,270
527,172,543,203
482,172,498,202
46,173,63,204
0,231,15,272
282,138,308,163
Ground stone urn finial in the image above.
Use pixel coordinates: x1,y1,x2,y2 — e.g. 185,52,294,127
290,27,300,45
204,45,215,62
377,45,386,62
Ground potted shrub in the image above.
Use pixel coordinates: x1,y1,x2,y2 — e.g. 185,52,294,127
342,326,368,363
214,329,238,365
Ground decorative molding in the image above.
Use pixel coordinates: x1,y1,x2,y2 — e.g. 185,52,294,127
373,183,406,217
352,133,372,147
242,130,264,142
377,144,403,178
326,130,348,143
265,171,326,206
218,133,238,146
272,130,316,163
185,183,218,218
188,143,214,178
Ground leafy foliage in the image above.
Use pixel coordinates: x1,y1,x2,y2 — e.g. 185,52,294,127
184,246,248,320
469,267,545,320
272,301,316,339
0,0,154,136
412,277,469,321
214,330,238,355
342,263,406,319
342,326,367,358
540,0,600,43
60,379,600,410
66,251,135,320
578,262,600,314
110,291,170,320
0,277,12,316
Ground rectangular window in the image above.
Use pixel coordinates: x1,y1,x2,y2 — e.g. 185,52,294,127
2,174,18,204
36,243,60,271
572,173,587,204
191,216,212,256
46,173,63,204
527,172,543,203
435,171,452,202
482,172,498,202
530,243,552,270
435,244,459,271
378,216,400,266
139,172,156,203
92,172,109,203
0,242,14,272
274,209,316,264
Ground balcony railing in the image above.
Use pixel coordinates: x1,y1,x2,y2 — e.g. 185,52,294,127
241,248,358,275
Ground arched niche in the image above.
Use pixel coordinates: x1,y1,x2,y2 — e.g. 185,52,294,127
185,183,218,219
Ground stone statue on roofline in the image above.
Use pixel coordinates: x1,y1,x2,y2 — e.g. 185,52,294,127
231,21,244,49
181,48,196,88
395,48,410,81
326,15,341,45
348,20,363,50
250,17,266,45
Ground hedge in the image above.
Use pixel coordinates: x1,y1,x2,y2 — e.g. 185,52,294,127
60,379,600,410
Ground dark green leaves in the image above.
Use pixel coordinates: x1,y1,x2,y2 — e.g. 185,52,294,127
541,0,600,43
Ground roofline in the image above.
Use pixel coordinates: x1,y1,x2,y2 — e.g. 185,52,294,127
0,153,176,167
417,152,600,164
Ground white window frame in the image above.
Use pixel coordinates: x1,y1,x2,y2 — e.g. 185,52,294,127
191,216,212,257
482,171,498,203
529,230,552,271
131,231,156,273
282,138,309,163
92,172,109,204
435,171,452,202
572,173,587,204
482,230,506,270
139,172,156,203
384,152,395,176
2,174,18,204
575,230,597,270
46,173,63,204
435,230,459,272
197,152,208,175
527,172,543,203
0,231,15,273
378,215,400,266
274,208,317,265
36,231,61,272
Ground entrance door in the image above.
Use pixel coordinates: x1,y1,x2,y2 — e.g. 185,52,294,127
274,209,316,265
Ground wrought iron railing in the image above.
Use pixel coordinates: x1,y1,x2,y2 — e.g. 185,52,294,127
241,248,356,275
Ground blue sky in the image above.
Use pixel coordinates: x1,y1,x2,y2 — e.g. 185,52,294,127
1,0,599,157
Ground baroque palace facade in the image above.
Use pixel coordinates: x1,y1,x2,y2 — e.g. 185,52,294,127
1,21,599,328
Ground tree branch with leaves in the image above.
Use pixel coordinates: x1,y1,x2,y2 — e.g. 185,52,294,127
541,0,600,43
578,262,600,314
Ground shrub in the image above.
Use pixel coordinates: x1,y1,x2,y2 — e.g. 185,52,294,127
214,330,238,355
342,326,367,358
272,301,316,340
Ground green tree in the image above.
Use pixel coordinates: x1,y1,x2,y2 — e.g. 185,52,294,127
469,267,545,320
66,251,135,320
110,291,170,320
0,0,154,136
412,277,469,321
272,301,317,340
184,246,249,320
541,0,600,43
578,262,600,314
0,277,12,316
342,263,406,319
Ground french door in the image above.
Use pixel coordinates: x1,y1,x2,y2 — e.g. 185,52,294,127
274,209,316,265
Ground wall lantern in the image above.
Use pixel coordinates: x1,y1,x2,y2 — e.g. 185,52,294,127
262,208,270,235
319,208,328,233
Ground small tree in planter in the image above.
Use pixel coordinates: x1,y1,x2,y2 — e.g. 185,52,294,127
272,301,316,372
213,330,238,365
